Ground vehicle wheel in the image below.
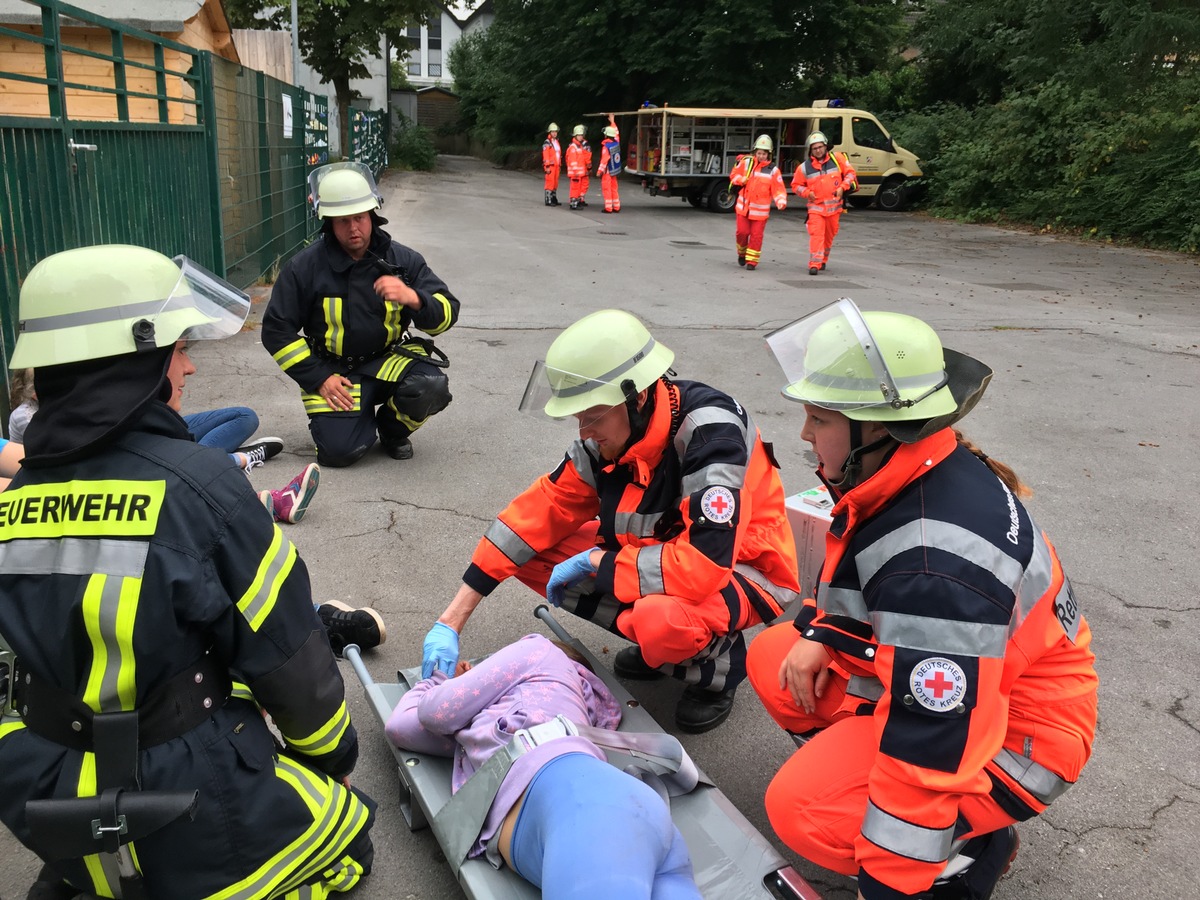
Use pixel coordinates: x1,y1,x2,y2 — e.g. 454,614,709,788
846,195,873,209
687,193,705,208
876,177,907,212
707,180,736,214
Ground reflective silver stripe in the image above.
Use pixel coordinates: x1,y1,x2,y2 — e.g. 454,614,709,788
319,192,377,210
1012,528,1054,632
856,519,1024,596
637,544,665,595
873,610,1009,658
681,462,747,497
818,584,868,620
274,341,310,372
734,563,799,609
483,518,536,566
613,510,664,539
552,338,657,398
19,294,190,333
847,674,884,701
802,368,947,394
567,441,598,489
861,800,954,863
0,537,148,577
674,406,750,460
993,747,1073,805
95,575,129,712
239,535,294,628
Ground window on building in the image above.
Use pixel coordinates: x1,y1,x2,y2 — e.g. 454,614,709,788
429,64,442,77
428,17,441,51
408,60,421,76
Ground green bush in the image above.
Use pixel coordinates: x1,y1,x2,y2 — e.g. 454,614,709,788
390,118,437,171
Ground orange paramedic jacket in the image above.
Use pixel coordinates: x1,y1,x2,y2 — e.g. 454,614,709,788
464,379,800,614
791,152,856,216
542,135,561,171
795,428,1098,898
729,155,787,220
565,138,592,179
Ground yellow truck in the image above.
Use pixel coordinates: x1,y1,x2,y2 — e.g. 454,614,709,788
616,101,922,212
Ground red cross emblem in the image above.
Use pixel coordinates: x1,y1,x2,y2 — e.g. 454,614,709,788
700,486,736,523
924,671,954,698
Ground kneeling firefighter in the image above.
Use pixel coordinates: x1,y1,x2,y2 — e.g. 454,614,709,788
0,245,375,900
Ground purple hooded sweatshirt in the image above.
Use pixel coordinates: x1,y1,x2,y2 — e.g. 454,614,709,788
385,634,623,858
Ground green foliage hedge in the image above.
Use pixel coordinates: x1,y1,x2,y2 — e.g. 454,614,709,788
390,118,438,172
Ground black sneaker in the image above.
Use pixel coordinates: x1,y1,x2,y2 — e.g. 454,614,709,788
614,645,667,680
318,601,386,655
237,436,284,468
675,685,736,733
930,826,1019,900
382,437,413,460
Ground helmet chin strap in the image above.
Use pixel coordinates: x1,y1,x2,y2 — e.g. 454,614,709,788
826,419,896,491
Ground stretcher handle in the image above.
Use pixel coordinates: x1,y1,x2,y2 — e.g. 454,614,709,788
533,604,573,642
342,644,374,690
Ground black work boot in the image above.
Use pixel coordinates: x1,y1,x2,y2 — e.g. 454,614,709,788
544,190,552,206
382,436,413,460
674,685,737,733
614,646,667,680
569,198,580,210
929,827,1019,900
550,191,560,206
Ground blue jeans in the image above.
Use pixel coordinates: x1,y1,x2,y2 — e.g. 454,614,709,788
184,407,259,456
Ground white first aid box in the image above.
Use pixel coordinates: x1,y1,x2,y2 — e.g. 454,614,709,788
785,485,834,601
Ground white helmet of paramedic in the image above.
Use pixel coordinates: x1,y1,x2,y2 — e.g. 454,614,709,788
765,297,993,443
753,134,774,153
308,161,384,218
572,124,587,138
806,131,829,152
603,125,618,139
519,309,675,427
548,122,559,132
11,244,250,368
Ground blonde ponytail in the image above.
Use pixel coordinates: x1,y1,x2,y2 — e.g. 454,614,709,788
954,429,1032,499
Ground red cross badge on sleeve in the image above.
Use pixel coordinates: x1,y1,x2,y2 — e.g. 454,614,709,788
700,486,736,524
909,657,967,712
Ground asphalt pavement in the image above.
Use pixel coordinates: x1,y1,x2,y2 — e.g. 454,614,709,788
2,156,1198,899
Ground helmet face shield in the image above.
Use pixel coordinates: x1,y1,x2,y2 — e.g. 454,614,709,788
171,256,250,342
767,298,945,412
308,161,382,217
519,359,625,429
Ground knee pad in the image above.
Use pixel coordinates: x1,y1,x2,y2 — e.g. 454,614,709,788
316,442,373,468
389,369,452,421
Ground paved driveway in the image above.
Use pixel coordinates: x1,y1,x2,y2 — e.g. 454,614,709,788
3,156,1198,899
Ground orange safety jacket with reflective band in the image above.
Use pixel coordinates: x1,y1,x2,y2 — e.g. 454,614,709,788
565,139,592,178
791,152,856,216
542,136,561,171
464,379,800,615
730,155,787,220
794,429,1098,897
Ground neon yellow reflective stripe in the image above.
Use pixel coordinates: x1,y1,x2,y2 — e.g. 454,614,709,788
76,752,118,897
204,758,369,900
274,339,311,372
80,573,140,713
0,720,26,740
302,386,361,414
375,353,415,383
383,301,405,343
237,526,297,631
231,681,256,703
322,298,344,356
387,398,424,432
425,292,454,335
0,480,164,539
286,701,351,757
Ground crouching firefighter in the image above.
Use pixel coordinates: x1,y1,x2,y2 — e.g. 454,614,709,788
0,245,376,900
263,162,461,466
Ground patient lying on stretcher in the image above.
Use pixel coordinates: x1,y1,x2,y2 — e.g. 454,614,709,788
385,633,702,900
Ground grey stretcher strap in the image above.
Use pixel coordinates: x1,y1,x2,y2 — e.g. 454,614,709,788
434,715,707,873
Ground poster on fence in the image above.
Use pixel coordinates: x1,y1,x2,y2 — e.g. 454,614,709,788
282,94,293,139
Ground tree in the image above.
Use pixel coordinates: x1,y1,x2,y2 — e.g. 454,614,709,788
450,0,907,147
225,0,437,156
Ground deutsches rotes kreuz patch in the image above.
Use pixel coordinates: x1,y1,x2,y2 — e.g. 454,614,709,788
700,486,736,524
909,657,967,712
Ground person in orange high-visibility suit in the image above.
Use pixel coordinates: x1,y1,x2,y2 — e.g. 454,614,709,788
749,298,1099,900
791,130,857,275
729,134,787,270
542,122,561,207
565,124,593,210
596,114,622,213
420,309,801,734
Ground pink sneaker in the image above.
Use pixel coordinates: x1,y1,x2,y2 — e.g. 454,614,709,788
273,463,320,524
257,490,275,519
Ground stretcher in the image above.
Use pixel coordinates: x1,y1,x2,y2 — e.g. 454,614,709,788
343,604,822,900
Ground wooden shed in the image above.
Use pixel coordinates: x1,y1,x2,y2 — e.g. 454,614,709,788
0,0,240,124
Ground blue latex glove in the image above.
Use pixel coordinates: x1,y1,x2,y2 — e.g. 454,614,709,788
546,549,598,607
422,622,460,679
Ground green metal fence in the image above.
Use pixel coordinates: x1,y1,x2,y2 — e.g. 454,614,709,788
349,107,387,179
0,0,327,432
